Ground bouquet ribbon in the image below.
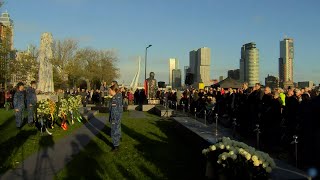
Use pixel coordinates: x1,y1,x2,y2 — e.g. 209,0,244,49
61,113,68,131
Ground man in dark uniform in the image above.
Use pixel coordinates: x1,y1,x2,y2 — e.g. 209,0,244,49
108,84,123,152
26,81,37,126
13,82,25,129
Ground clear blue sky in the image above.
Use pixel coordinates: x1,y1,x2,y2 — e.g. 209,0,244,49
4,0,320,85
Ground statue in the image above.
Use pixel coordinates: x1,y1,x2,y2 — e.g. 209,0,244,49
38,32,54,93
146,72,158,99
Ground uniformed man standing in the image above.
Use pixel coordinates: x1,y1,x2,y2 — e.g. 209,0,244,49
108,84,123,152
26,81,37,126
13,82,25,129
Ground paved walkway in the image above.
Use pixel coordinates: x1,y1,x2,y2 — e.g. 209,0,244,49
0,111,107,180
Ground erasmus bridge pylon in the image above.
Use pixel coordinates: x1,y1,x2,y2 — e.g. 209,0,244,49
129,56,141,90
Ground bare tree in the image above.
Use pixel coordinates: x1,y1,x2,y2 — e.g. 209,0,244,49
73,48,119,90
51,38,78,89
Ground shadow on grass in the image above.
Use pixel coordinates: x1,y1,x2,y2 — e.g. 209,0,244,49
0,115,15,132
33,135,55,180
121,119,206,179
138,165,163,180
0,129,38,174
115,163,137,180
83,116,113,148
60,134,118,179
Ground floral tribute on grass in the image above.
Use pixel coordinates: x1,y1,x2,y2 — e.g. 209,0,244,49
202,137,276,180
37,95,83,132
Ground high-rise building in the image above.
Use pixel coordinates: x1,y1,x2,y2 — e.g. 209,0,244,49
279,38,294,88
188,47,211,87
184,66,190,84
169,58,179,85
189,50,198,82
227,69,240,80
172,69,182,89
197,47,211,86
265,75,279,89
239,42,259,87
0,11,14,50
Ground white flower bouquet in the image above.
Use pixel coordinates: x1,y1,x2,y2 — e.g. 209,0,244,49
67,95,83,123
37,99,55,132
37,99,50,117
203,137,276,180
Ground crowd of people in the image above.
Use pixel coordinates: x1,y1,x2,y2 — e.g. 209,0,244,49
2,80,320,165
162,83,320,168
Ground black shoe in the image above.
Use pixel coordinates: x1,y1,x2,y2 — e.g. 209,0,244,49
112,146,119,152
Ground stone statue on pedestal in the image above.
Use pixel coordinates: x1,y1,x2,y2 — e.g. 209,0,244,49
146,72,157,99
38,32,54,93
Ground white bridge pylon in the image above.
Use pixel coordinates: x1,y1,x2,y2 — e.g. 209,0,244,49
129,56,141,90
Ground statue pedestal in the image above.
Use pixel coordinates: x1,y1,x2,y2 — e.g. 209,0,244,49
37,94,59,102
148,99,160,105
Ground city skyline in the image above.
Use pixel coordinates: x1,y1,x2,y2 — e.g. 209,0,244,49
3,0,320,85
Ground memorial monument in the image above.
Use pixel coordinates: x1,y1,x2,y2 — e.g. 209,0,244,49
37,32,58,102
38,32,54,93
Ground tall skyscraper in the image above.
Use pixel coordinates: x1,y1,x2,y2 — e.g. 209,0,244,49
189,50,198,81
188,47,211,87
239,42,259,87
184,66,190,84
172,69,182,89
279,38,294,88
169,58,179,85
197,47,211,86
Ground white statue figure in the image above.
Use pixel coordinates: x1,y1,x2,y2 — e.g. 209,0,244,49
38,32,54,93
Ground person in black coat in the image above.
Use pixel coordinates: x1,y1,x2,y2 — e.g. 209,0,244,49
134,89,139,105
263,90,282,147
286,89,301,138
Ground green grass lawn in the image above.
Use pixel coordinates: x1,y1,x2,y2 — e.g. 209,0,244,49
0,108,85,174
56,111,205,180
